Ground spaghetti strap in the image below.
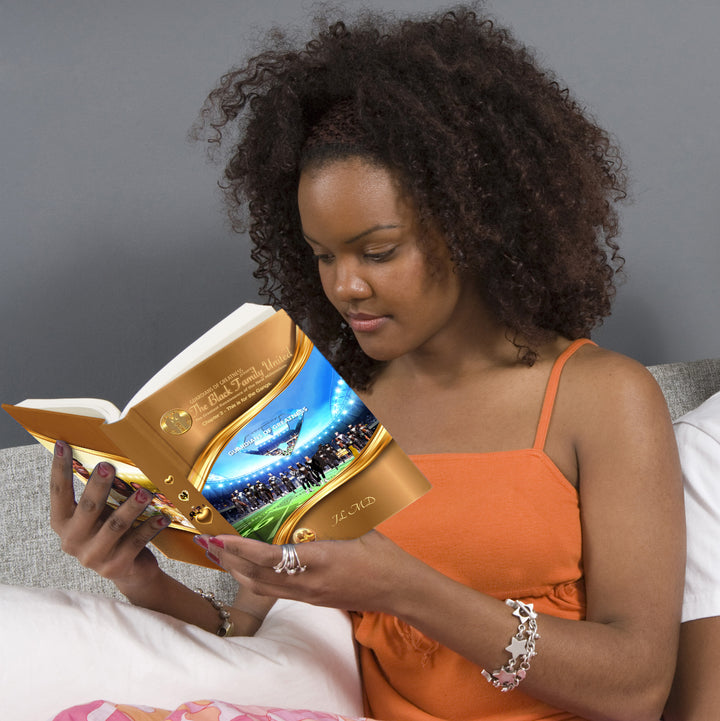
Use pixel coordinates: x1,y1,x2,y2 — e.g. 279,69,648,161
533,338,597,451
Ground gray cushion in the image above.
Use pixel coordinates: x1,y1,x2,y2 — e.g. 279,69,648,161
648,357,720,420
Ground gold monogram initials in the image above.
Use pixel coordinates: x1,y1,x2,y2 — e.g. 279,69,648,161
160,409,193,435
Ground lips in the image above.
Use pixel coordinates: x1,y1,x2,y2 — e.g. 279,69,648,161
346,312,389,333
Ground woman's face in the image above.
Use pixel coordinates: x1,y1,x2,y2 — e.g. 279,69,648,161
297,157,470,362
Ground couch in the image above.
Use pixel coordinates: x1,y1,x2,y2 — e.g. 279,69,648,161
2,356,720,720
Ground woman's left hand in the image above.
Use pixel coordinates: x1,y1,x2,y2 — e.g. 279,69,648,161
194,530,420,614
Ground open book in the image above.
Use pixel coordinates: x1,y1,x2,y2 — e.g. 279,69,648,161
4,305,431,568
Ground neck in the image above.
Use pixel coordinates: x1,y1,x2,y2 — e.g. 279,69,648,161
382,295,521,388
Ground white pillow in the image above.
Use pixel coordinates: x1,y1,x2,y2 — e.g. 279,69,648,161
0,584,363,721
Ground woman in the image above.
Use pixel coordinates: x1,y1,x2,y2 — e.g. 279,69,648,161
51,7,684,721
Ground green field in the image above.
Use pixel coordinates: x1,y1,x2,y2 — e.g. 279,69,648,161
232,488,317,542
231,460,350,542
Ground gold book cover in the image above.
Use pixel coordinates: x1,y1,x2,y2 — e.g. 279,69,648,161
4,305,431,569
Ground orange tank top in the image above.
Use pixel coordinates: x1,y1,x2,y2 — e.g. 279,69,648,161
352,339,594,721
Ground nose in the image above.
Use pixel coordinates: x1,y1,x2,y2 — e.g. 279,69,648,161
325,257,372,303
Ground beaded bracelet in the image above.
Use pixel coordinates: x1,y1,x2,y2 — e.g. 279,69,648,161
481,599,540,692
195,589,234,637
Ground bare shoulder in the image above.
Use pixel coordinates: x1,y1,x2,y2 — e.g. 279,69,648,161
566,342,661,389
558,343,672,430
544,342,679,489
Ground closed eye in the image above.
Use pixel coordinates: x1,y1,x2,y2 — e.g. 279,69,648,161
364,248,396,263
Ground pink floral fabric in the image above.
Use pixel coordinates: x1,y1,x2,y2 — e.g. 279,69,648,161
52,700,367,721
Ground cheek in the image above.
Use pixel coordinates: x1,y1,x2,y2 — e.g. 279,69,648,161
419,269,463,318
316,265,338,304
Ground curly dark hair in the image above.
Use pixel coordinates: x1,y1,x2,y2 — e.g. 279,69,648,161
194,4,627,390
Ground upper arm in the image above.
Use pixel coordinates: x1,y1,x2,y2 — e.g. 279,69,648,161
560,350,686,672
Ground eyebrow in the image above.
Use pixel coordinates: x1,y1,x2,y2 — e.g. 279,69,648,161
303,224,403,246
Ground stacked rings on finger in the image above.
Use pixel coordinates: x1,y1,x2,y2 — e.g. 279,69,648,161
273,544,307,574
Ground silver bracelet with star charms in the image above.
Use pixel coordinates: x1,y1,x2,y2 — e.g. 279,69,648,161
481,599,540,692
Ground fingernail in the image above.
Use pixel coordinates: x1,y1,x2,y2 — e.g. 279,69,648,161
97,462,112,478
207,552,221,565
134,487,151,504
193,535,209,549
208,538,224,549
153,515,171,528
54,441,64,457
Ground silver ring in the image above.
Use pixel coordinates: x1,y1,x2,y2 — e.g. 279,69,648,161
272,544,307,574
272,545,290,573
288,545,307,574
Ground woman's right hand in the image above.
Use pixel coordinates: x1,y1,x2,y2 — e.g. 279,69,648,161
49,440,272,635
49,440,170,592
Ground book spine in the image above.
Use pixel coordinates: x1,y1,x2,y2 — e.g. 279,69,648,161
102,409,238,567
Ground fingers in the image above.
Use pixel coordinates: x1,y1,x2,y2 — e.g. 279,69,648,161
216,536,278,566
73,462,118,531
55,456,120,555
49,443,169,576
94,487,153,542
194,535,317,599
90,488,167,561
50,441,117,536
195,535,279,572
127,513,172,550
192,532,401,613
77,510,168,577
49,441,77,531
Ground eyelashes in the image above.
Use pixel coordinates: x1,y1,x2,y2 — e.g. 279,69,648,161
364,248,396,262
313,247,397,264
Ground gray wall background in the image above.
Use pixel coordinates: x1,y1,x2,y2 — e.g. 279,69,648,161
2,0,719,448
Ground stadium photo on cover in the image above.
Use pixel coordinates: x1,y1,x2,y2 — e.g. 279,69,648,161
193,346,378,543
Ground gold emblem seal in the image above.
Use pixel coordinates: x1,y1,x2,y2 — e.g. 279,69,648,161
292,528,317,543
160,409,193,435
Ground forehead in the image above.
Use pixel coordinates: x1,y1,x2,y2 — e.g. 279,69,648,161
297,157,414,241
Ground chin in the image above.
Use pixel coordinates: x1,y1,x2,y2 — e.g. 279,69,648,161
353,338,401,363
362,350,394,362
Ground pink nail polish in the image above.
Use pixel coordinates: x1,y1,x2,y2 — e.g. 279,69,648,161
194,535,209,549
154,515,171,528
134,488,151,504
207,552,221,565
209,538,224,549
97,463,111,478
54,441,64,457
